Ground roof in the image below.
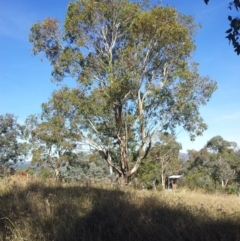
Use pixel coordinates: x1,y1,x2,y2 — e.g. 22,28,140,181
168,175,183,179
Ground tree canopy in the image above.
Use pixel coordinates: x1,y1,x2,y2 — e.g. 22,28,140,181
187,136,240,188
25,89,83,179
29,0,217,181
0,113,28,165
143,133,182,189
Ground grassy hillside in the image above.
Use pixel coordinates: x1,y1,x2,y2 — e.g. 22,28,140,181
0,176,240,241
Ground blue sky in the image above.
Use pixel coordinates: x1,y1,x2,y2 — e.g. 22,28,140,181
0,0,239,153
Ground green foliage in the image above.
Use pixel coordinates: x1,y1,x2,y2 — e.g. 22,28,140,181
39,167,53,179
25,88,82,169
186,172,214,191
60,152,111,182
206,135,236,154
186,136,240,191
225,183,240,195
137,161,159,189
206,160,235,186
30,0,217,179
0,113,29,165
136,134,182,189
205,136,239,185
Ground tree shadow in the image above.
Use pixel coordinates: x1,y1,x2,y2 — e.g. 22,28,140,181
0,182,239,241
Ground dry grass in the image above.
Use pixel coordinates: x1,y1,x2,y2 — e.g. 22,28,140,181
0,176,240,241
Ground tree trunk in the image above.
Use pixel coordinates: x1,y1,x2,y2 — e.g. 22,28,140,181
161,172,165,189
119,139,130,177
54,168,61,182
48,163,61,182
109,166,114,184
152,179,157,190
161,160,165,189
117,174,127,186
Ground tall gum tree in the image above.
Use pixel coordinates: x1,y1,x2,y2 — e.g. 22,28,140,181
29,0,217,181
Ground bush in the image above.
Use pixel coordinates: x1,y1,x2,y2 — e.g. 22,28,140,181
225,183,240,195
186,173,214,192
40,168,53,179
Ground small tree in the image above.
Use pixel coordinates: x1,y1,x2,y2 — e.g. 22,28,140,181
186,136,240,189
30,0,217,181
0,113,29,166
149,133,182,189
205,136,239,187
207,159,235,187
25,89,82,180
61,151,110,182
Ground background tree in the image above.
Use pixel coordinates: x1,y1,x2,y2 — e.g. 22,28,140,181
185,136,240,190
147,133,182,189
0,113,29,167
235,149,240,182
61,151,110,182
25,88,82,180
185,148,214,190
204,0,240,54
205,136,239,187
30,0,217,182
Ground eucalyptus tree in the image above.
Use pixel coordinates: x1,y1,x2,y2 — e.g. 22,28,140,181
187,136,240,188
61,151,110,182
29,0,217,181
25,88,82,180
148,133,182,189
205,136,239,186
0,113,29,166
136,134,182,189
206,135,238,153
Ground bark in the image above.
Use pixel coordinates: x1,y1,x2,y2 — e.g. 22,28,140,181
161,168,165,189
222,179,231,187
48,163,61,182
119,138,130,176
152,179,157,190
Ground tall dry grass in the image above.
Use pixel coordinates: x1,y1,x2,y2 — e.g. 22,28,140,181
0,176,240,241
